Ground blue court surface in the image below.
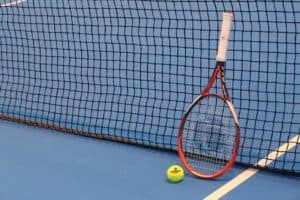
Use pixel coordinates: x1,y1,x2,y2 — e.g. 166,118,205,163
0,119,299,200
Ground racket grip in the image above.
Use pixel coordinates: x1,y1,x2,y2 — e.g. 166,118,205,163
216,12,233,62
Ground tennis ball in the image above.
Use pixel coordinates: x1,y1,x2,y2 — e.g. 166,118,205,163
166,164,184,183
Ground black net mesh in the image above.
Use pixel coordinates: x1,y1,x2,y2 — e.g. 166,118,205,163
0,0,299,175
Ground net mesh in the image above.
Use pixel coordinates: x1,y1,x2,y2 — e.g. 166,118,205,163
0,0,299,175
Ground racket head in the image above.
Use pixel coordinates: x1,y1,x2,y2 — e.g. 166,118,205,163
177,94,240,179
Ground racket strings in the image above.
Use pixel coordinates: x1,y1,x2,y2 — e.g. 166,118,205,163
182,96,237,175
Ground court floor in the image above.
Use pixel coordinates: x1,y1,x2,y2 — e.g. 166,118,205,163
0,119,299,200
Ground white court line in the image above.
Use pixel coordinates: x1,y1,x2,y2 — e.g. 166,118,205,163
0,0,27,7
204,135,300,200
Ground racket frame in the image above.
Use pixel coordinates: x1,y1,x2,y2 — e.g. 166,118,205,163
177,62,240,179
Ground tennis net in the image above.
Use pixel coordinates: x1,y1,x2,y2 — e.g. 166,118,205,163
0,0,299,175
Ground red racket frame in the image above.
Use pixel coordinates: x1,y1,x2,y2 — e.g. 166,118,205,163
177,64,240,179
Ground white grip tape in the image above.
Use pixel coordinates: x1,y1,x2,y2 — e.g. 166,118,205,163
216,12,233,62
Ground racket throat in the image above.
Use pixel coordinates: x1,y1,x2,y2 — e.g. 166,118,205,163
202,65,229,99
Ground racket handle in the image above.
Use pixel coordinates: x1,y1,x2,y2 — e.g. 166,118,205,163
216,12,233,62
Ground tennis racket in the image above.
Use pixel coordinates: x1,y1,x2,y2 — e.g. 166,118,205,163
177,11,240,179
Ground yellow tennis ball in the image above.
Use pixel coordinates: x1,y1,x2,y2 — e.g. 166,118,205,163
166,164,184,183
